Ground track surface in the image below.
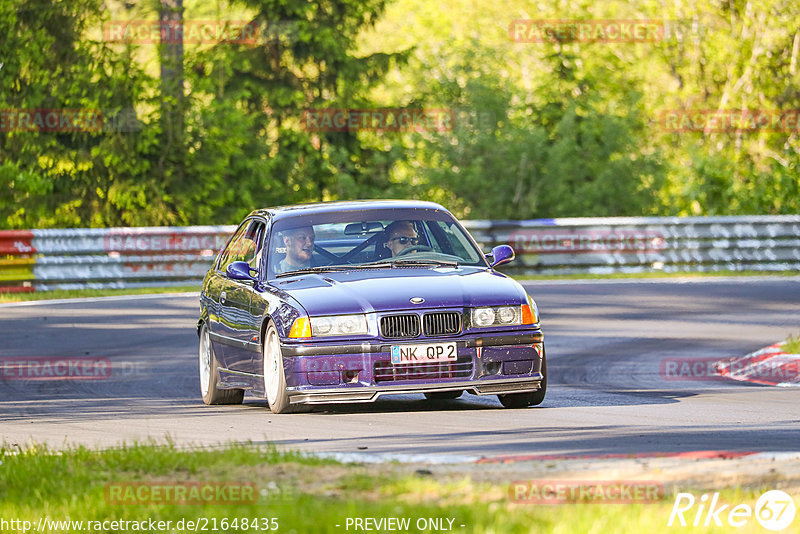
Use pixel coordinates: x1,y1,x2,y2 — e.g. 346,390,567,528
1,278,799,459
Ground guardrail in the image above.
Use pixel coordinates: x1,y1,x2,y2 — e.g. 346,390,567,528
1,215,798,292
465,215,800,276
0,226,235,293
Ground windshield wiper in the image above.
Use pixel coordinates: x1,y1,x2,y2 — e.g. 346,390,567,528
274,265,358,278
387,259,459,267
276,259,458,278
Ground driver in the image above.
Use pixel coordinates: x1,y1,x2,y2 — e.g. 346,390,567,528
384,220,419,257
277,225,315,273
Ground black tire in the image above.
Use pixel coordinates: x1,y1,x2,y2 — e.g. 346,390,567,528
199,323,244,405
497,350,547,408
424,390,463,400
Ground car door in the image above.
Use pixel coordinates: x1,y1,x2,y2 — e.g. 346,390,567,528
218,218,266,372
247,218,282,376
207,221,250,365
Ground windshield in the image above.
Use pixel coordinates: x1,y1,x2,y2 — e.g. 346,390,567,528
266,208,487,278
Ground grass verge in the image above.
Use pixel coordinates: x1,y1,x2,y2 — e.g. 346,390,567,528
0,286,198,303
782,333,800,354
0,442,786,533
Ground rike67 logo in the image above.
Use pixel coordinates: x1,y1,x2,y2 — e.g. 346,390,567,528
668,490,796,531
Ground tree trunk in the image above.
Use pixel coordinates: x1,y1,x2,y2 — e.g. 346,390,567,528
159,0,184,183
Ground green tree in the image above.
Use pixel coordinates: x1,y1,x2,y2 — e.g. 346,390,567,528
402,41,662,219
0,0,165,228
179,0,411,224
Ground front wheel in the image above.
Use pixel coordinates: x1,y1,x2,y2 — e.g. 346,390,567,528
498,351,547,408
263,323,304,414
199,323,244,405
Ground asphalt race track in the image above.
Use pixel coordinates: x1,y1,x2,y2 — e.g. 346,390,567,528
1,278,799,460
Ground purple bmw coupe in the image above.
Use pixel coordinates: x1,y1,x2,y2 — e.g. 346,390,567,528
198,200,545,413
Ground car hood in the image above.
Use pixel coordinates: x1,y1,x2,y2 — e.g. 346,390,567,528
270,267,527,316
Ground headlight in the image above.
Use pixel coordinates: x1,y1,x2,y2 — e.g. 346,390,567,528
471,301,538,328
309,314,368,337
472,307,496,327
471,306,523,327
313,317,333,335
498,306,518,323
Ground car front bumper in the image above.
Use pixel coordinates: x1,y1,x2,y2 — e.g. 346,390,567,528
281,330,544,405
287,375,543,404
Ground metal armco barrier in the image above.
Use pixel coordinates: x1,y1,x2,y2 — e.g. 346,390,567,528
0,226,235,292
1,215,798,292
464,215,800,275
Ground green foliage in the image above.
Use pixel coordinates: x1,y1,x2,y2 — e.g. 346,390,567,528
400,37,663,218
362,0,799,218
0,440,777,534
783,333,800,354
0,0,167,228
179,0,411,223
639,0,800,215
0,0,798,228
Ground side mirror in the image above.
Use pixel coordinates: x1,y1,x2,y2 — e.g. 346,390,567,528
226,261,257,281
487,245,515,268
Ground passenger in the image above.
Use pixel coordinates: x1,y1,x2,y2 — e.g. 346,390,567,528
384,221,419,257
277,226,315,273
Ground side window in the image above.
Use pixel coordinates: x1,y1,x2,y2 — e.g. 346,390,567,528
216,223,249,273
244,221,266,270
229,221,263,264
217,220,267,274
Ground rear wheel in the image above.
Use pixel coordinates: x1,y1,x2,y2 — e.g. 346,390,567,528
199,323,244,405
498,351,547,408
424,390,463,400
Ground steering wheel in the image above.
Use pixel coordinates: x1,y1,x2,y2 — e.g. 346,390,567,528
396,245,434,256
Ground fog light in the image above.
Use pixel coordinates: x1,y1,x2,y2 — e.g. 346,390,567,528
343,370,359,383
484,361,501,375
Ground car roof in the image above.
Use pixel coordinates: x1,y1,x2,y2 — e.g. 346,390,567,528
248,200,449,221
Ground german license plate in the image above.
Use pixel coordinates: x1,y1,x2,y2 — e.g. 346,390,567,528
391,342,457,365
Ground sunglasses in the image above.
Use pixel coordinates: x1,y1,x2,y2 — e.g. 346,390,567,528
388,236,419,245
